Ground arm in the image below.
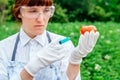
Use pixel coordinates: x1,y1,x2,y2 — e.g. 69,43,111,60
20,37,67,80
20,64,80,80
59,41,81,80
67,31,99,80
67,64,80,80
20,69,33,80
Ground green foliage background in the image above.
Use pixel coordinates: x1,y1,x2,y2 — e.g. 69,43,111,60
0,0,120,22
0,21,120,79
0,0,120,80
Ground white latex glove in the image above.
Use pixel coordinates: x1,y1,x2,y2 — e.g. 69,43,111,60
24,38,67,76
69,31,99,64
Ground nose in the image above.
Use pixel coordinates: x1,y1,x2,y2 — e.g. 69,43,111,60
36,13,44,22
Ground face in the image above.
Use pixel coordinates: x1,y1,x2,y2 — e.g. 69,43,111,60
18,6,54,38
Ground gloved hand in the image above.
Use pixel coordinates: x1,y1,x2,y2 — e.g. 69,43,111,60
24,38,67,76
69,31,99,64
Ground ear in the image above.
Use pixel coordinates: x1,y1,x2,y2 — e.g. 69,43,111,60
18,14,22,18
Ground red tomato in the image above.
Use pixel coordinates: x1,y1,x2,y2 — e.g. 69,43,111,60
80,25,97,35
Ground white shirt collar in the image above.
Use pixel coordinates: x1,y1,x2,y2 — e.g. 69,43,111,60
19,28,48,47
34,30,48,46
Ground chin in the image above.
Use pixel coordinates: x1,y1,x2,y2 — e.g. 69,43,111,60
36,31,44,35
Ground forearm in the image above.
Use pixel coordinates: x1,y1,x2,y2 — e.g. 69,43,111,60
67,63,80,80
20,69,33,80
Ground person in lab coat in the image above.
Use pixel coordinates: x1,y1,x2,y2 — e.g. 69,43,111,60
0,0,99,80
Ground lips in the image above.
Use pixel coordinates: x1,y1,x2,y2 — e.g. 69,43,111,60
34,25,44,28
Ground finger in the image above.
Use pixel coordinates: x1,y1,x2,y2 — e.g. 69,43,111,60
79,35,88,54
78,35,87,52
89,31,95,48
83,31,90,50
93,32,100,45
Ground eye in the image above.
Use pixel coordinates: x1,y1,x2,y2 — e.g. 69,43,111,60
28,9,38,13
44,8,51,13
